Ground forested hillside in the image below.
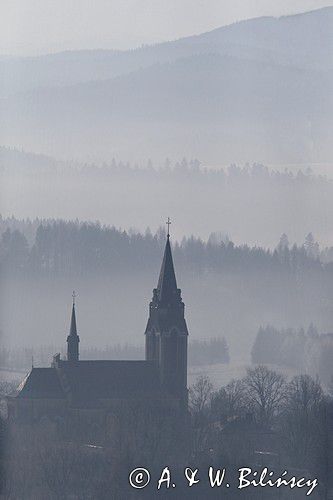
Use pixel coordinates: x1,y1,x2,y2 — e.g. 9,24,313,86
1,217,333,362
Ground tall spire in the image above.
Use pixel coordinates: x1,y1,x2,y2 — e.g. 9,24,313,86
67,291,80,362
145,219,188,407
156,223,178,304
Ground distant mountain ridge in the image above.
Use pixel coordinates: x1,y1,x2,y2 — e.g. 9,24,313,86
1,6,332,97
1,7,332,163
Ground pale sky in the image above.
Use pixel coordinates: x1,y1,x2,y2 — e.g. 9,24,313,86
1,0,332,56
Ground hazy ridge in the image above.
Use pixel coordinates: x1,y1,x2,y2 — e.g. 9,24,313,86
1,7,332,163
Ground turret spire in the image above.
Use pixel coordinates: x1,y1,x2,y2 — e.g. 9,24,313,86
70,291,78,336
67,291,80,362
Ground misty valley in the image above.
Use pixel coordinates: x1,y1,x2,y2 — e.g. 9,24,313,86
1,151,333,500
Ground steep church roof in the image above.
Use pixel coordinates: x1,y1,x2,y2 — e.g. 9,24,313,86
57,360,160,405
15,368,65,399
12,361,160,406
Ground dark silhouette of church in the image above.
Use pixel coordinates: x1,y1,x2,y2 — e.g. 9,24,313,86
8,227,189,438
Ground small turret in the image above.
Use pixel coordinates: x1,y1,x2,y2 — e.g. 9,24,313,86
67,291,80,362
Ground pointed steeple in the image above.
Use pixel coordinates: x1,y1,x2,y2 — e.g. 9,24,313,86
67,291,80,362
145,220,189,407
156,235,178,304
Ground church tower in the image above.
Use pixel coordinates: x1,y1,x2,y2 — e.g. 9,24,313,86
67,292,80,362
145,220,188,405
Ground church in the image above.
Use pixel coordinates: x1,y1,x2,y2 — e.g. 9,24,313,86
7,228,189,444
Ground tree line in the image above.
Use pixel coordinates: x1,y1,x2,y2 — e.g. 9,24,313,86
0,217,329,277
2,147,329,186
252,324,333,386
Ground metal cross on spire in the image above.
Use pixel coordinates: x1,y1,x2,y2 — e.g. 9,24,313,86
72,290,77,306
166,217,171,238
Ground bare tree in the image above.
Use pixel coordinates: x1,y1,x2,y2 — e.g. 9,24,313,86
243,365,286,426
328,375,333,398
189,375,213,415
0,380,19,398
286,374,323,414
211,378,247,422
280,375,324,468
189,375,214,455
